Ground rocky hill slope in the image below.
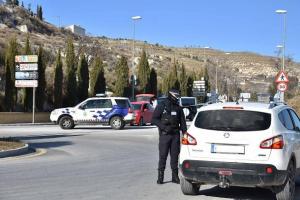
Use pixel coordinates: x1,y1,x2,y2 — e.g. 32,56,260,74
0,4,299,97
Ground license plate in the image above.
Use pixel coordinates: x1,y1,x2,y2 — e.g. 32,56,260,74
219,170,232,176
211,144,245,154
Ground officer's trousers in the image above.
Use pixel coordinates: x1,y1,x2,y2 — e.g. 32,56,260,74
158,133,180,170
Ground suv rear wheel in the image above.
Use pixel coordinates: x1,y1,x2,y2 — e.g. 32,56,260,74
180,176,200,195
275,161,296,200
110,116,125,130
59,116,75,129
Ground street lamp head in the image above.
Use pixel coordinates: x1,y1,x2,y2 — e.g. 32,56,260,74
276,45,284,49
132,16,142,20
275,9,287,14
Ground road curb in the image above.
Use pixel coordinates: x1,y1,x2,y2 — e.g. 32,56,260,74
0,143,30,158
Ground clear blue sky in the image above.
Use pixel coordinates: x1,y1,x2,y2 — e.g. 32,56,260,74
23,0,300,61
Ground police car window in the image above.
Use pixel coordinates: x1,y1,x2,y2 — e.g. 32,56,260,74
100,99,112,108
195,110,271,131
83,100,98,109
115,99,130,108
288,110,300,130
278,109,294,130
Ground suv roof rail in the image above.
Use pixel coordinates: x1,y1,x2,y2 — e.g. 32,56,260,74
269,101,287,109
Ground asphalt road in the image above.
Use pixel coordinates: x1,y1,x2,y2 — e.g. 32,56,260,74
0,124,299,200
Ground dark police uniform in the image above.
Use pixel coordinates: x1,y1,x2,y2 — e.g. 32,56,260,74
152,97,187,184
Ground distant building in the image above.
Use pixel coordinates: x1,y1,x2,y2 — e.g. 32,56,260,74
0,0,5,5
65,25,85,36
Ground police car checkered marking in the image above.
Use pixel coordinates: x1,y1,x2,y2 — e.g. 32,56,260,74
61,108,70,114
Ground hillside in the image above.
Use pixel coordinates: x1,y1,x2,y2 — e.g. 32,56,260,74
0,4,299,100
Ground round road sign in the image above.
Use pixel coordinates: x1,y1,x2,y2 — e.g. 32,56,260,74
277,82,288,92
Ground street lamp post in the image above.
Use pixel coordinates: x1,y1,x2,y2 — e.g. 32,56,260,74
275,9,287,102
131,16,142,100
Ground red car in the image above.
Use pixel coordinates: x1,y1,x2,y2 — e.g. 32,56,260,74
131,101,154,126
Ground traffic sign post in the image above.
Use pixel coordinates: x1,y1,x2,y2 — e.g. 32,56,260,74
15,55,38,123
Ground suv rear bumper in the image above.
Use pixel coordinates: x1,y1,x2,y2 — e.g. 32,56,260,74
180,160,287,187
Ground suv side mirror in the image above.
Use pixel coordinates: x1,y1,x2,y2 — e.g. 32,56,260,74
78,105,85,110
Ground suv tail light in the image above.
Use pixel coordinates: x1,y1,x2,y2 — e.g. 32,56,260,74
260,135,284,149
182,132,197,145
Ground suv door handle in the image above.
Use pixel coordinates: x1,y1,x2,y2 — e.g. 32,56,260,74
90,110,95,112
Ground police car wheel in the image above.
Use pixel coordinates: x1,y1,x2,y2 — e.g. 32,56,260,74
110,116,124,130
59,116,75,129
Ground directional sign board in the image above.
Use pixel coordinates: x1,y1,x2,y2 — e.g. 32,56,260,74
16,63,38,71
275,71,289,83
15,80,38,88
277,82,288,92
15,55,38,88
15,55,38,63
193,80,206,96
15,71,38,80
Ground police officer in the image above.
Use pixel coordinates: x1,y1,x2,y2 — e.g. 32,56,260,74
152,89,187,184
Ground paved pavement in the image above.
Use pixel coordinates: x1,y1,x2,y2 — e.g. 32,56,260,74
0,125,299,200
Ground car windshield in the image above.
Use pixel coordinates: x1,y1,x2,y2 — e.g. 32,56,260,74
136,96,152,102
181,98,196,106
132,104,142,110
115,99,131,109
195,110,271,131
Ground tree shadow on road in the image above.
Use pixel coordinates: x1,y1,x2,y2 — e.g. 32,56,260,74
12,134,84,141
198,186,276,200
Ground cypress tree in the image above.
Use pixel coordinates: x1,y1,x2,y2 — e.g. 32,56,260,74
179,63,187,96
168,61,180,90
36,45,46,111
54,49,63,108
204,66,210,92
114,56,129,97
4,37,18,111
187,75,194,97
23,35,32,111
90,57,106,96
149,68,157,95
137,50,150,93
94,57,106,95
65,37,77,106
77,54,89,101
37,5,43,21
6,0,13,5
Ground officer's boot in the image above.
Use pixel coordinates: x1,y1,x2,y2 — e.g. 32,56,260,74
157,169,164,184
172,169,180,184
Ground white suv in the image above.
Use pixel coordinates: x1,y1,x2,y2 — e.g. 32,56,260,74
50,97,135,130
179,102,300,200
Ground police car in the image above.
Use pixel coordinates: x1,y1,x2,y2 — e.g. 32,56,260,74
180,102,300,200
50,97,135,130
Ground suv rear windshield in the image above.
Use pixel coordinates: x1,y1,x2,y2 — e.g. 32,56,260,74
181,98,196,106
115,99,131,109
195,110,271,131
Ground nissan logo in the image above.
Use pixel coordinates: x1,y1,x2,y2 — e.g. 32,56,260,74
224,133,230,138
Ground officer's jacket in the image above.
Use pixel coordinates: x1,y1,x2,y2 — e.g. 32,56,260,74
152,99,187,133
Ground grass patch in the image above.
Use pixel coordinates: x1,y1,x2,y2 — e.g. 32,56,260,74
0,138,25,151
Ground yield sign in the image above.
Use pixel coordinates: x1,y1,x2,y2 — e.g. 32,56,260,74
275,71,289,83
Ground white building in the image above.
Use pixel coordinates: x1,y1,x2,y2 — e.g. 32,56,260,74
65,25,85,36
